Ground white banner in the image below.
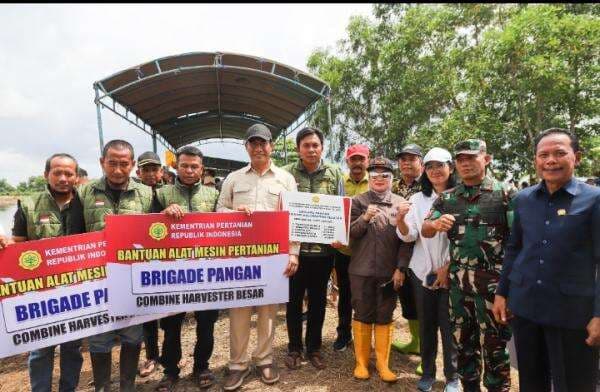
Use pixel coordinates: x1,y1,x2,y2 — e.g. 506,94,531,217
280,191,352,245
0,232,164,359
0,279,163,358
106,254,289,316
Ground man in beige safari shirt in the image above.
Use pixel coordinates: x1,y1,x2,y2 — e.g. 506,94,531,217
217,123,300,391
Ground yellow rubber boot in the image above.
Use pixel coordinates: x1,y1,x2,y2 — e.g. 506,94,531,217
374,323,398,383
352,320,372,380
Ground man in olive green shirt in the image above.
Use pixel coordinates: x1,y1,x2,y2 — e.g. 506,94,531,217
135,151,164,190
153,145,220,391
282,127,345,371
7,153,84,392
135,150,165,379
79,139,154,392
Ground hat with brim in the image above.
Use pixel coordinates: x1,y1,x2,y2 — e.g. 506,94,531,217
454,139,486,156
367,156,394,172
137,151,161,167
395,143,423,158
346,144,370,159
245,123,272,141
423,147,452,164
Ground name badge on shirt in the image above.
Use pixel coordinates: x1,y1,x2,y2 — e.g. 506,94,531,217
557,209,566,216
95,200,105,207
458,225,465,234
39,215,50,224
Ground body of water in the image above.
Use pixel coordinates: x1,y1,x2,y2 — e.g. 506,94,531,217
0,204,16,234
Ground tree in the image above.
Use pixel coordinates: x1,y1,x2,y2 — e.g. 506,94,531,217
271,138,299,167
307,4,599,178
458,5,600,177
308,4,507,160
16,176,46,194
0,179,15,195
579,135,600,178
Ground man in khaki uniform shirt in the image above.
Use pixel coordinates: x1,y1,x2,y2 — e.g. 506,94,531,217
217,124,300,391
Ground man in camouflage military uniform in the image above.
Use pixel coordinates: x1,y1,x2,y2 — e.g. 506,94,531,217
153,145,221,391
422,140,515,392
391,144,423,367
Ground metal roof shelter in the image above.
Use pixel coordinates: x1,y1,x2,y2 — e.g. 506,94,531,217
93,52,332,160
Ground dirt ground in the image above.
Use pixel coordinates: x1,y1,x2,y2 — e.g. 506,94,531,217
0,303,519,391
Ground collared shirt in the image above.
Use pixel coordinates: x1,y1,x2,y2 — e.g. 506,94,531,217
285,159,345,196
392,176,422,200
344,173,369,197
397,191,450,287
283,159,345,256
217,161,299,255
217,162,297,212
497,178,600,326
338,172,369,256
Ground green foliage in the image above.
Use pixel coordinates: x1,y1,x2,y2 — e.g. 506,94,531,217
271,138,299,167
307,4,599,178
0,179,15,195
16,176,46,194
463,5,600,177
579,135,600,177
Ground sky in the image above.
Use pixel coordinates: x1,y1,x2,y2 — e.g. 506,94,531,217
0,4,373,186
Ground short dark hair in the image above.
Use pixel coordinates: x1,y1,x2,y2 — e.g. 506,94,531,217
420,162,457,197
102,139,134,159
534,128,580,153
296,127,324,147
175,145,204,162
45,153,78,173
77,167,88,177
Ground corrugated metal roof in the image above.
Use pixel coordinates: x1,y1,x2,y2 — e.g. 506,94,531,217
95,52,329,149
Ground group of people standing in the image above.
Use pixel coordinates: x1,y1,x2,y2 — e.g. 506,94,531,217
337,139,507,392
0,125,598,392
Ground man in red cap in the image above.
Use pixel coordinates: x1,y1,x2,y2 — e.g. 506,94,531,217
331,144,370,351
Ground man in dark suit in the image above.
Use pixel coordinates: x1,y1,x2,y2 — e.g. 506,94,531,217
493,128,600,392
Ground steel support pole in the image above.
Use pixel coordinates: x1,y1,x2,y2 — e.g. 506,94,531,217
94,86,105,155
326,94,333,134
283,130,288,164
326,94,333,159
152,131,157,153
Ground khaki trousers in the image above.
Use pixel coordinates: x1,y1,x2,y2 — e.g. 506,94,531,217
228,304,278,370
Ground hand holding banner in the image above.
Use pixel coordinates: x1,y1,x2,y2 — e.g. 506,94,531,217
0,232,161,359
104,211,290,316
